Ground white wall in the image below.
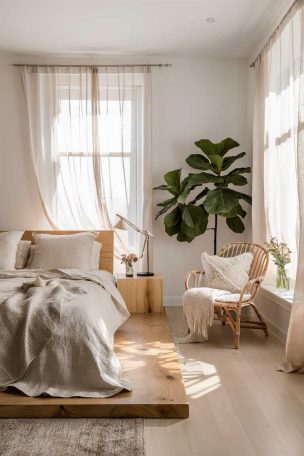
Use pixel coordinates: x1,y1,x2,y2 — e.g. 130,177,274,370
152,58,253,304
0,54,253,304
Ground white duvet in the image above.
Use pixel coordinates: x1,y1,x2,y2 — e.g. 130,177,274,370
0,269,131,398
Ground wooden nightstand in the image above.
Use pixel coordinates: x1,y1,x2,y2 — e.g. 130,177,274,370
116,274,163,313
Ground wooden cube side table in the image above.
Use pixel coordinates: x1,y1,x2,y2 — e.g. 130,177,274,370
116,274,163,313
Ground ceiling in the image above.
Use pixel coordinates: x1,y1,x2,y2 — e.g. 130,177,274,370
0,0,293,59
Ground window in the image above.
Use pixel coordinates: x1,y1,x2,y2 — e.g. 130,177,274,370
53,75,143,252
21,65,151,268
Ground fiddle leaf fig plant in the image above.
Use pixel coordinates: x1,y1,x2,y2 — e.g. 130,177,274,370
154,137,252,246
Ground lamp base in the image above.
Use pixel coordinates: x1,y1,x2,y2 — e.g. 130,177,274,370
137,272,155,277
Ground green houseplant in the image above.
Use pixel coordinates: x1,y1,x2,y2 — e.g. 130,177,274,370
154,137,252,253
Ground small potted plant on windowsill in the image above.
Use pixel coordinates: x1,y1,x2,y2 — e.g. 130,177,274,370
265,237,291,290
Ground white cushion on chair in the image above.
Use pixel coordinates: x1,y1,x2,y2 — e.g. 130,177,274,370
214,292,251,304
201,252,253,292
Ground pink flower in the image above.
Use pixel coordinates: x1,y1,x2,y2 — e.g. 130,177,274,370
120,252,138,264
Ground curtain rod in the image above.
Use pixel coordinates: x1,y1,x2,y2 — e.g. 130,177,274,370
249,0,297,68
12,63,172,68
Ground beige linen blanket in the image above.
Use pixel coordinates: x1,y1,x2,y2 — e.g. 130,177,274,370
0,269,131,397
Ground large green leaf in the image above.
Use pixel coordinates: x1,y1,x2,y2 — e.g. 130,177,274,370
222,152,246,171
153,184,169,191
195,138,240,158
220,204,246,218
226,216,245,233
164,169,181,188
182,205,203,227
186,154,214,172
177,231,193,242
181,204,208,236
165,223,180,236
187,172,224,187
177,176,192,204
204,188,239,214
155,203,176,220
164,206,181,227
189,187,209,204
156,197,176,207
208,155,224,174
223,174,248,186
236,191,252,205
227,167,251,176
155,197,177,219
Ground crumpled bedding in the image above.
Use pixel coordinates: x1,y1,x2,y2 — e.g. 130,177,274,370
0,269,131,398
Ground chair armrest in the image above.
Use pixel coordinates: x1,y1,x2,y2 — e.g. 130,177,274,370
185,270,205,290
239,276,264,304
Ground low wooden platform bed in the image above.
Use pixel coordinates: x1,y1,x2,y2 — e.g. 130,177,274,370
0,230,188,419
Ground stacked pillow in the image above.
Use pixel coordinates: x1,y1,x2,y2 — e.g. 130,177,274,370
0,231,102,270
28,232,102,269
15,240,31,268
0,231,24,269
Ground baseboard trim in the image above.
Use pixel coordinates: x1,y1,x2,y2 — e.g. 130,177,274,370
258,314,287,344
164,296,182,306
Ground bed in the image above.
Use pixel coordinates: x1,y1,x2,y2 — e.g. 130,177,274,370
0,230,189,418
0,230,132,398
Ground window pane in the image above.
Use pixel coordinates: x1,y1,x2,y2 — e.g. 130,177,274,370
99,100,132,154
56,99,132,155
58,156,131,226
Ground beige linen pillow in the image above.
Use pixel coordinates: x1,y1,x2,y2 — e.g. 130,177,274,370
15,240,31,269
201,252,253,292
0,231,24,269
29,232,97,270
27,240,102,269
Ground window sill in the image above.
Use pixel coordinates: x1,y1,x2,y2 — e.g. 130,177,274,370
260,283,294,311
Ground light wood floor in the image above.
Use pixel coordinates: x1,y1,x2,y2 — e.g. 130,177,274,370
145,306,304,456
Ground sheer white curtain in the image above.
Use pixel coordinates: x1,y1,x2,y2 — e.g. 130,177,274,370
253,0,304,371
22,65,152,270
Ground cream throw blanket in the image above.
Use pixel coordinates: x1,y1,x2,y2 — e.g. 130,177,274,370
0,269,131,397
182,288,231,343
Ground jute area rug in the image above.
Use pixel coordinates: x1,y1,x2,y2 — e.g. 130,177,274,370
0,418,144,456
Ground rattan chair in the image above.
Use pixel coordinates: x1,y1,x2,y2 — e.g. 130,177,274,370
185,242,269,349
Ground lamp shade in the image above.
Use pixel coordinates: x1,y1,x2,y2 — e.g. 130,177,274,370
114,217,129,231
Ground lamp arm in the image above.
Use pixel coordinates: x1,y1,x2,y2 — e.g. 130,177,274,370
139,235,148,259
115,213,154,237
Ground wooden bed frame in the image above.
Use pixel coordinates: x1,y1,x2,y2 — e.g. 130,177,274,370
0,230,188,419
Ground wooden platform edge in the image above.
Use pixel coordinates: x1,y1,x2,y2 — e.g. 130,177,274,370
0,403,189,419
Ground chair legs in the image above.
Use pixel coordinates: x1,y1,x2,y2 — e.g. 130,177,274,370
250,303,269,337
215,302,268,349
234,309,241,349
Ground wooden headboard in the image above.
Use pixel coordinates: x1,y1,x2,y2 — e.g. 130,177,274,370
21,230,114,273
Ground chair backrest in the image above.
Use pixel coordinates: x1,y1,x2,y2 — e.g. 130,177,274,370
219,242,269,280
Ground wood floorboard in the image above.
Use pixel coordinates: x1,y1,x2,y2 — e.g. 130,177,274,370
144,307,304,456
0,311,189,419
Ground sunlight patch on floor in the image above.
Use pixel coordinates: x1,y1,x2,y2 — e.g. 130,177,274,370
180,359,221,399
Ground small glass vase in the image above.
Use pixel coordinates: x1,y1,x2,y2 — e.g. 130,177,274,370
125,261,134,277
276,266,289,290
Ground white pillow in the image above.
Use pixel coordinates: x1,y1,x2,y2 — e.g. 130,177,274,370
201,252,253,292
91,241,102,269
29,232,97,270
15,240,31,269
0,231,24,270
